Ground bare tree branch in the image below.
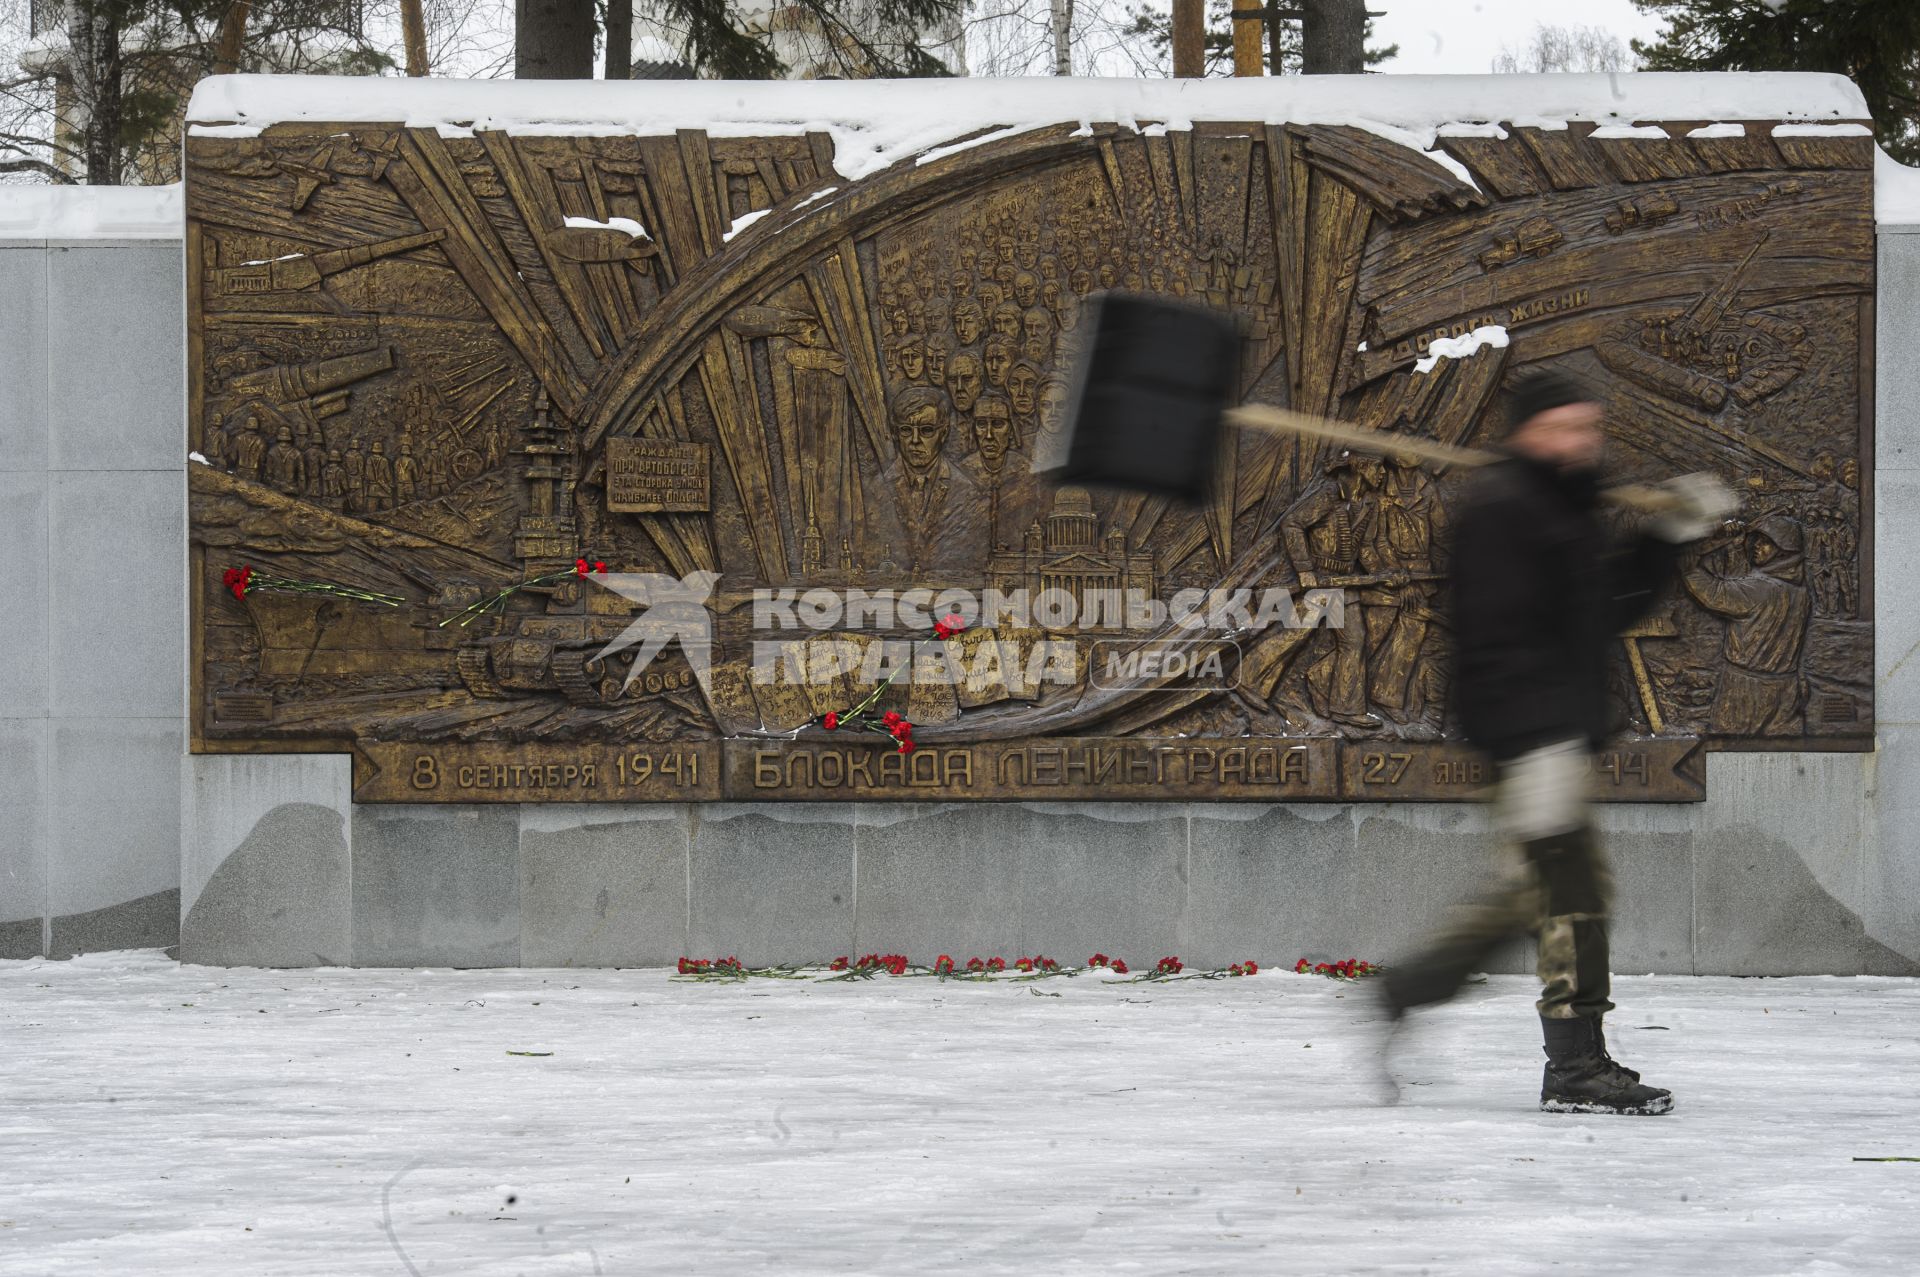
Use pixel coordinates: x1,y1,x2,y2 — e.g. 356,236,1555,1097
0,155,76,180
1492,22,1638,74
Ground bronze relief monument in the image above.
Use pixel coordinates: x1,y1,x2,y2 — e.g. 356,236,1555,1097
184,78,1875,803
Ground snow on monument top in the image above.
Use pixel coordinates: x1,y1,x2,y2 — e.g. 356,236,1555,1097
1879,147,1920,227
187,72,1871,184
0,182,183,240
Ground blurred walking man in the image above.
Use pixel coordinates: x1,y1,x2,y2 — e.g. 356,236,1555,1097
1378,370,1733,1115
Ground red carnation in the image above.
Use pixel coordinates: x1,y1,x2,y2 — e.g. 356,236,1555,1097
1111,959,1129,974
934,955,954,974
986,957,1006,973
966,957,984,972
830,956,849,971
1296,959,1310,973
882,710,902,726
898,739,916,754
1230,964,1244,976
1015,957,1034,972
1090,953,1108,968
1245,961,1259,975
823,711,839,730
594,560,606,573
677,957,691,974
575,558,589,576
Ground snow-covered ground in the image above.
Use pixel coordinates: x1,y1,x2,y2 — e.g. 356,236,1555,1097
2,952,1916,1275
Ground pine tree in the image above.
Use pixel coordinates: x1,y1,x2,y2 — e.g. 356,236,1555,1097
5,0,395,184
1632,0,1920,163
519,0,965,80
1126,0,1396,77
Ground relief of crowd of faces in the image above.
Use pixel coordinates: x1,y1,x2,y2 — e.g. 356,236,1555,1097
874,204,1206,499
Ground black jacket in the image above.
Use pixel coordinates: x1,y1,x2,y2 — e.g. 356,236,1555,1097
1448,453,1677,761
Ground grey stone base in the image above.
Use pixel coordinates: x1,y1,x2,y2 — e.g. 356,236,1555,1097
182,754,352,967
168,752,1920,975
351,805,520,967
49,888,178,958
521,805,690,967
1693,822,1915,976
0,915,44,959
182,803,350,967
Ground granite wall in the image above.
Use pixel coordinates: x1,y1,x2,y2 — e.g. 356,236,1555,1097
0,234,186,959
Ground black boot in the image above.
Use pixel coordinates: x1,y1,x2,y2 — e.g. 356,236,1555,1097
1539,1016,1672,1115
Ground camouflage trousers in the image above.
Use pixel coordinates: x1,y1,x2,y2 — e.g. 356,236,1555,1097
1386,739,1617,1021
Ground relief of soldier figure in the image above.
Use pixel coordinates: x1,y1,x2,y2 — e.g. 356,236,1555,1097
1683,513,1813,736
1273,448,1453,736
1804,452,1860,618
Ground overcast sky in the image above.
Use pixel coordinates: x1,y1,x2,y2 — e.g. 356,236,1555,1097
1368,0,1669,75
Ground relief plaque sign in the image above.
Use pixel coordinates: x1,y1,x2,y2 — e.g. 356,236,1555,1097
606,438,711,513
184,78,1875,802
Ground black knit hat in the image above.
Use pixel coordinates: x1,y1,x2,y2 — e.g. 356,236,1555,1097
1504,369,1599,434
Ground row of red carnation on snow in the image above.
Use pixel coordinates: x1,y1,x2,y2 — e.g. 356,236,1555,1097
672,953,1382,979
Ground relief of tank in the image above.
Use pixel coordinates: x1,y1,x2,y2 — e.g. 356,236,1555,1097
453,588,700,707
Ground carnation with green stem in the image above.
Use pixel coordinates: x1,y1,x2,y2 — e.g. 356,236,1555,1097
813,607,967,752
222,564,404,607
438,556,607,629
